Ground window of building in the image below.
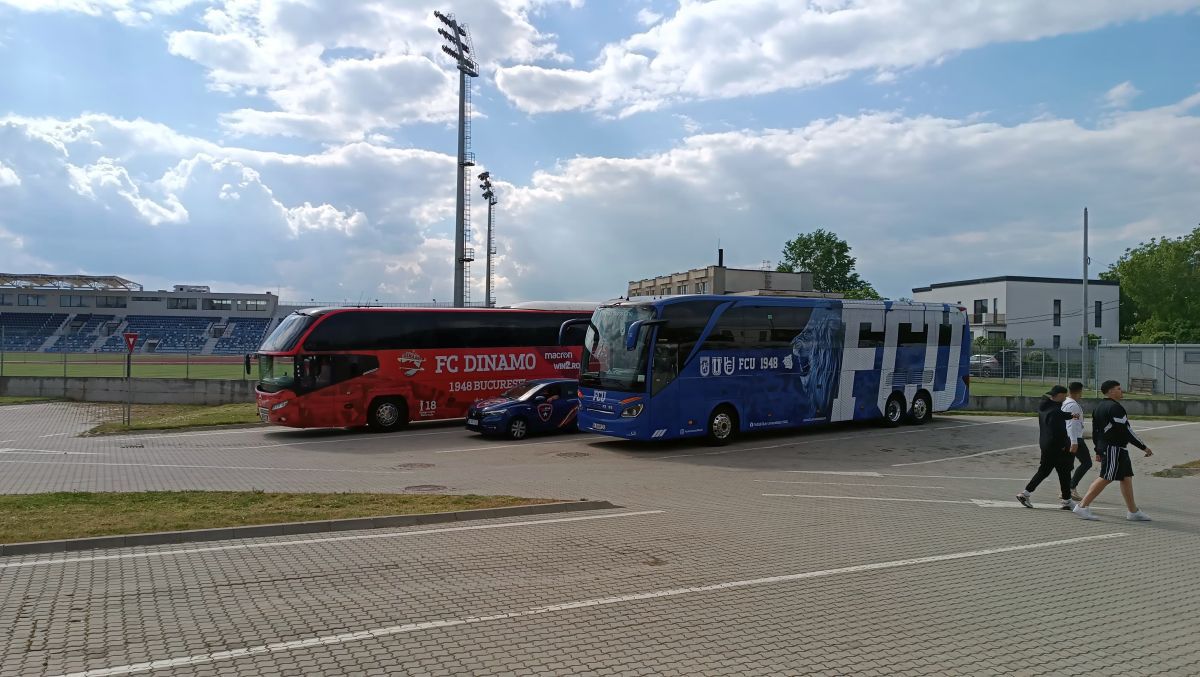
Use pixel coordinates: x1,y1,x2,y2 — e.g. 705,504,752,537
203,299,233,311
973,299,988,315
237,299,268,312
131,296,163,302
1053,335,1061,349
18,294,46,306
0,293,10,306
59,295,88,307
168,298,198,310
1052,299,1061,327
96,296,127,308
1094,300,1102,328
987,331,1006,342
676,285,686,295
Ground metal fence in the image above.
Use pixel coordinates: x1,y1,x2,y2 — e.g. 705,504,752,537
969,339,1200,400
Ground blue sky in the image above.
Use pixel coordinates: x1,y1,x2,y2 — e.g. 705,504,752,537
1,0,1199,304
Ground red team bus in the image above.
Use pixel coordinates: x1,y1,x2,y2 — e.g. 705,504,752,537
255,304,594,431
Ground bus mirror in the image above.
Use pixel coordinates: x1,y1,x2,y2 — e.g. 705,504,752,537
625,319,667,351
558,318,592,346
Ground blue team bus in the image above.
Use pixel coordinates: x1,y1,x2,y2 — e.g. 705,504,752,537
560,295,971,445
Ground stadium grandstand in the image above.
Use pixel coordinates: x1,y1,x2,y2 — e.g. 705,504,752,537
0,274,281,356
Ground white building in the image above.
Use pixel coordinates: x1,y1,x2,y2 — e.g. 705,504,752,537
911,275,1119,348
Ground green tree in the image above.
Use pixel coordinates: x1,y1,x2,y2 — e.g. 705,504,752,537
776,229,881,299
1102,227,1200,343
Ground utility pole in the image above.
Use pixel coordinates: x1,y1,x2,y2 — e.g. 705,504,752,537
478,171,497,308
1082,207,1089,390
435,10,479,308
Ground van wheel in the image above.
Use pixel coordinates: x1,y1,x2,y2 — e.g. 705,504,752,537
368,397,408,432
909,391,933,425
706,406,738,446
883,394,906,428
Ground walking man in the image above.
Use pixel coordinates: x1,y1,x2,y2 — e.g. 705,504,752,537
1074,380,1153,521
1017,385,1078,509
1063,381,1094,501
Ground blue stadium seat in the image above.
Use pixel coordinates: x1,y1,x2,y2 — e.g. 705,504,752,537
212,317,273,355
0,313,69,351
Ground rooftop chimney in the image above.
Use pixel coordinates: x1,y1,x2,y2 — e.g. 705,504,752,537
718,248,724,267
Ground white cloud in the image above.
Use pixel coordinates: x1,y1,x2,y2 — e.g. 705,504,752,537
0,161,19,187
0,0,198,24
1104,81,1141,108
496,0,1200,115
636,8,662,26
160,0,580,139
498,94,1200,301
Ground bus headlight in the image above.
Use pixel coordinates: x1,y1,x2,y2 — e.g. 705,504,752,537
621,404,643,418
271,401,290,411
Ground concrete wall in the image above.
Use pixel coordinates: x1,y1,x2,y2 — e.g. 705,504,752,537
965,395,1200,417
0,377,255,405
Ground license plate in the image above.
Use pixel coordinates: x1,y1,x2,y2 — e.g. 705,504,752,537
466,418,479,426
258,408,269,422
592,423,606,431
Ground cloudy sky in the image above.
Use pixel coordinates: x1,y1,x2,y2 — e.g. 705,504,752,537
1,0,1198,304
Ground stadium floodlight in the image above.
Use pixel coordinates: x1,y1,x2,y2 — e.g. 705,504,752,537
478,171,498,308
435,9,480,307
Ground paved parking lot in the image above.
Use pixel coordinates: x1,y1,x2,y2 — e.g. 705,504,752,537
2,402,1199,676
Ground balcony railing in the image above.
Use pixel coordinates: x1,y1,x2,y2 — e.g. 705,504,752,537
970,313,1006,325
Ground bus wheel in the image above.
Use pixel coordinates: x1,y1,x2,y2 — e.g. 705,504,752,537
883,394,906,428
368,397,408,432
507,417,529,441
909,391,933,425
706,406,738,446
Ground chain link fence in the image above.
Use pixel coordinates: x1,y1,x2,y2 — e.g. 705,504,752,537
969,338,1200,400
0,351,251,380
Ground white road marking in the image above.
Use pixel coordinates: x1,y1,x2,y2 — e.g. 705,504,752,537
753,480,945,489
106,427,464,443
37,432,72,438
435,439,567,454
890,444,1035,467
1138,422,1199,432
0,448,105,456
763,493,970,505
0,459,410,474
1,510,666,570
54,532,1126,677
658,418,1030,459
782,470,1028,481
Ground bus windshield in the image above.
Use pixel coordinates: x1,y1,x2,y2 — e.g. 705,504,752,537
580,305,655,392
258,355,295,393
259,313,313,352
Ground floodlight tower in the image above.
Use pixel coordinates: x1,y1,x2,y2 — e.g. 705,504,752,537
435,10,479,307
478,171,498,308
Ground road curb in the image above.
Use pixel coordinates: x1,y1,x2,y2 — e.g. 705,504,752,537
0,500,617,557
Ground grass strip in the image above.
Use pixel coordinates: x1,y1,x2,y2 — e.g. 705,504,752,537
0,491,557,543
85,402,261,435
0,396,54,406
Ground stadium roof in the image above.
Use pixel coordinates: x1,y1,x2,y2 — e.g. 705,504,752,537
0,273,143,292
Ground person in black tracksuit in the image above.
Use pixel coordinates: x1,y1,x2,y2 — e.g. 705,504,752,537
1073,380,1154,521
1016,385,1078,509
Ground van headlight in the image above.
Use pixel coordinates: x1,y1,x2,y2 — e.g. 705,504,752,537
621,404,644,418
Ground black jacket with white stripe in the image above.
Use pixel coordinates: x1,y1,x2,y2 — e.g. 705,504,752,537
1091,399,1147,451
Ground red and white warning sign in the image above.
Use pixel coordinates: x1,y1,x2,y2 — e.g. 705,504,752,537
123,332,139,353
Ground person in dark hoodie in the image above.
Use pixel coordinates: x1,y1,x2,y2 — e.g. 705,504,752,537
1073,380,1153,521
1016,385,1079,509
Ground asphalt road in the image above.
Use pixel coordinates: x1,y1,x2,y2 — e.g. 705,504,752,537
1,402,1198,676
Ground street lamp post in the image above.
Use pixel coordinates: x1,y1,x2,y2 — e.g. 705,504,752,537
478,171,497,308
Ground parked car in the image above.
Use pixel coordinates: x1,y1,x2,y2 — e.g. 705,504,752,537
465,379,580,440
969,354,999,377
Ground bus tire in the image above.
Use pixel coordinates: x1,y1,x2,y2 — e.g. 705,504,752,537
909,391,933,425
368,397,408,432
883,393,906,428
507,417,529,441
706,405,738,446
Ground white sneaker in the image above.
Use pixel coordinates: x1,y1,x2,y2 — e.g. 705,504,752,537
1126,510,1152,521
1060,499,1078,511
1073,505,1099,521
